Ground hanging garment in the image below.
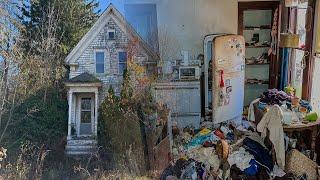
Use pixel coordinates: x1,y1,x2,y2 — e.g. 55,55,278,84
248,98,260,122
257,105,286,169
280,48,290,90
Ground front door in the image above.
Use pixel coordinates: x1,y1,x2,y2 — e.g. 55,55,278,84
79,97,94,135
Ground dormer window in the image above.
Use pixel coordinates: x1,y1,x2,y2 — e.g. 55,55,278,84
107,29,115,40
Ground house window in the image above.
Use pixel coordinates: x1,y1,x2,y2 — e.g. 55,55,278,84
108,29,115,40
95,51,105,73
81,98,92,124
118,52,127,75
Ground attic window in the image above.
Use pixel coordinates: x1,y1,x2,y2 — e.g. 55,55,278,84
108,29,115,40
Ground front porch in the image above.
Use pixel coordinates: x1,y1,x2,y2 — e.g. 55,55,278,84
65,73,102,155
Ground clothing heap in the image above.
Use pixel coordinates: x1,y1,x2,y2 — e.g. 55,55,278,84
161,120,288,180
251,88,315,124
300,100,312,112
260,89,290,106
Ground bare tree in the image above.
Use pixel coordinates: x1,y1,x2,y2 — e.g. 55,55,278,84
157,26,181,77
16,2,66,100
0,0,21,128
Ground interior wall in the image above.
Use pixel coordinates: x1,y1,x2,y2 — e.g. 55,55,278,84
311,0,320,114
155,0,238,59
311,58,320,114
124,0,280,59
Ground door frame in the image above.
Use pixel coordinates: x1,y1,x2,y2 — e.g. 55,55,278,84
77,93,95,137
238,1,281,88
302,0,316,100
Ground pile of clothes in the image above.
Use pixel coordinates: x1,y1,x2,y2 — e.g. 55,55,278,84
249,88,316,124
260,89,290,106
161,120,289,180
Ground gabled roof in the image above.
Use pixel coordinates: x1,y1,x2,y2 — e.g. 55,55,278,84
65,4,159,64
66,72,102,83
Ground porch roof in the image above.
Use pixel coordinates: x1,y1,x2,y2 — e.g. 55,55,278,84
65,73,102,87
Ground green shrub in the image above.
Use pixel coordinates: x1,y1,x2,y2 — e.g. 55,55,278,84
2,87,67,153
98,86,146,175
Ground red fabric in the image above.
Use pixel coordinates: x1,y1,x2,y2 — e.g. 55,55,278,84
219,70,224,88
214,129,225,139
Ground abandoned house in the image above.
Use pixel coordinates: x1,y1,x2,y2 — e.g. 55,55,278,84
64,4,159,155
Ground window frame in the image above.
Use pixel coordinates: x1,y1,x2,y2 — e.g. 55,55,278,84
94,50,106,74
107,29,116,40
118,51,128,75
80,97,92,124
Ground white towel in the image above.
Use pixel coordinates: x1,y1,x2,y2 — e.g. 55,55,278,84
257,105,285,169
248,98,260,122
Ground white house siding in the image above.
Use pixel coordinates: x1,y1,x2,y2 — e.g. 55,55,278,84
69,18,152,97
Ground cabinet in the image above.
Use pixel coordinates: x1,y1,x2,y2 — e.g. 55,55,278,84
153,81,201,129
238,1,281,106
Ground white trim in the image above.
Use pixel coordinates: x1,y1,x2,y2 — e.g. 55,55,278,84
65,14,111,64
65,83,102,87
107,29,116,40
117,49,127,75
77,93,95,137
94,49,108,74
67,91,73,140
94,89,98,137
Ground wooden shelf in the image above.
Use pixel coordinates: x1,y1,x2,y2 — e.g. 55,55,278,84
244,26,271,30
245,79,269,85
246,62,270,65
246,45,270,48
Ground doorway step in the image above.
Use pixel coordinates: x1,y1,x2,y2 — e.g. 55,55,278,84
65,137,97,156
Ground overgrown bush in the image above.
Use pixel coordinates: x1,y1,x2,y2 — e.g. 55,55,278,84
0,142,49,180
1,87,67,155
98,85,146,175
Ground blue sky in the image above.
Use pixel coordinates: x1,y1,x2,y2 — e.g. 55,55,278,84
98,0,124,13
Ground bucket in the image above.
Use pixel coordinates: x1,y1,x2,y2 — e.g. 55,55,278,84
280,33,299,48
291,97,300,107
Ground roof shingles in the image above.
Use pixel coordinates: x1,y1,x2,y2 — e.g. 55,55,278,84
66,72,101,83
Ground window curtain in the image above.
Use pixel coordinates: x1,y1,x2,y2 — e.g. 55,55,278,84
280,48,290,90
279,7,298,90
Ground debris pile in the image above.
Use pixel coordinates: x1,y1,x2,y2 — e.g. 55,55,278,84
160,88,319,179
161,120,291,180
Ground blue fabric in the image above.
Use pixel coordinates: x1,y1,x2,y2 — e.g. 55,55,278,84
244,159,260,176
243,138,273,172
300,100,313,112
226,133,235,141
280,48,289,90
184,134,212,149
258,102,267,111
